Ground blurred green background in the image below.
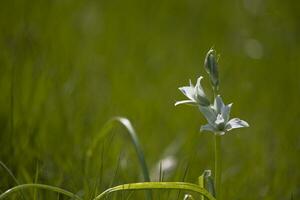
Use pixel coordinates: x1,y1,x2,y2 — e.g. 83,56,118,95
1,0,300,199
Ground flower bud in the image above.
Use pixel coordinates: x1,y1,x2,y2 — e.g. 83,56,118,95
183,194,195,200
204,49,219,90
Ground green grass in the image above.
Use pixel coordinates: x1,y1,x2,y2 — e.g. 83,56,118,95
1,0,300,199
0,117,214,200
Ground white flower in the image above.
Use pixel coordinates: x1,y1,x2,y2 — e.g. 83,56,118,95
175,76,210,107
200,95,249,135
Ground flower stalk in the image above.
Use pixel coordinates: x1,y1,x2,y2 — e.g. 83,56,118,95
214,135,221,200
213,83,221,200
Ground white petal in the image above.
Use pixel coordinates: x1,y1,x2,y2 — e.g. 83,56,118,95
179,86,196,101
215,131,226,136
225,118,249,131
200,123,216,133
174,100,196,106
195,76,204,87
195,77,205,96
215,114,225,125
199,106,217,125
214,95,225,114
195,76,210,106
221,103,232,123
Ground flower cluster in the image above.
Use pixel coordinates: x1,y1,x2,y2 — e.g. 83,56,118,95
175,48,249,135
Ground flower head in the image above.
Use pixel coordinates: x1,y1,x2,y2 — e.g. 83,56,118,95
175,76,210,107
199,95,249,135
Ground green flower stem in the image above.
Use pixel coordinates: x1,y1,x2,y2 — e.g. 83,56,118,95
214,135,222,200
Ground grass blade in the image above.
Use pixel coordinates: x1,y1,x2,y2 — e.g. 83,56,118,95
86,117,151,182
86,116,152,200
0,161,26,200
0,184,82,200
93,182,216,200
0,161,20,186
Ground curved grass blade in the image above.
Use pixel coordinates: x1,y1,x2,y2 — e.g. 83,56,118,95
86,117,152,200
86,117,151,182
93,182,216,200
199,173,205,200
0,184,82,200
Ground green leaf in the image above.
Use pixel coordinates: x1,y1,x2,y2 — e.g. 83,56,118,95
93,182,216,200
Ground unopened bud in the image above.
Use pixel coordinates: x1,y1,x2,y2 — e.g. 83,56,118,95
204,49,219,90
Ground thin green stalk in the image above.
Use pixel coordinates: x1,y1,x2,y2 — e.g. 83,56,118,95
212,87,217,99
214,135,221,200
0,161,20,187
0,184,82,200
